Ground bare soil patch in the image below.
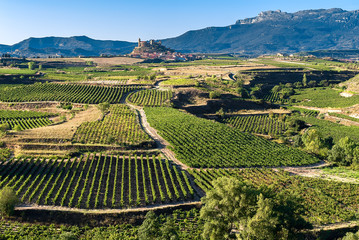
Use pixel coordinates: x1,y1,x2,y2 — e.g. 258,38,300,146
83,57,143,66
11,105,101,140
163,63,276,76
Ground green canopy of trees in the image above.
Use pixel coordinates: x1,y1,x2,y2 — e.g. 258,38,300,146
200,177,311,240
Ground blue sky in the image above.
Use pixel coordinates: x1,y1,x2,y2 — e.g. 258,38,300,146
0,0,358,45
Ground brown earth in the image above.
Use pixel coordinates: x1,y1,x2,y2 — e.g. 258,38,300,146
32,57,143,66
162,63,277,77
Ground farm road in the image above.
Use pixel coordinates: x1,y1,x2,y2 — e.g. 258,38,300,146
127,102,190,170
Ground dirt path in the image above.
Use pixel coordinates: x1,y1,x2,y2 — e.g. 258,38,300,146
293,105,341,114
311,220,359,232
15,201,201,214
127,103,190,170
279,161,359,184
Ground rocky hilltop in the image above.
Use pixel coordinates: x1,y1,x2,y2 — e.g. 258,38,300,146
161,8,359,55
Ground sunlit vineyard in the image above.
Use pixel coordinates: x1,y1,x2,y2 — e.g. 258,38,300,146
0,110,54,119
145,107,318,167
0,110,54,130
73,105,154,147
189,168,359,225
0,154,195,209
0,83,142,104
288,107,319,117
263,91,282,102
291,87,359,108
0,209,203,239
127,89,173,107
223,114,287,136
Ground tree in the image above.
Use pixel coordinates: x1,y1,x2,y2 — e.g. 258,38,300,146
272,85,281,93
293,82,303,88
301,129,322,154
159,216,179,240
308,80,316,88
209,91,221,99
240,190,311,240
239,194,279,240
200,177,259,240
28,61,35,70
319,80,329,87
0,123,9,138
97,102,110,117
200,177,311,240
286,118,306,132
328,137,359,167
216,107,226,119
138,211,161,240
0,187,19,217
302,74,307,87
343,230,359,240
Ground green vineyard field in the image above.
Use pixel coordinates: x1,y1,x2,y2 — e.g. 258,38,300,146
0,83,142,104
73,105,154,147
0,154,195,209
189,168,359,225
145,107,319,167
127,89,173,107
223,114,287,135
0,110,54,130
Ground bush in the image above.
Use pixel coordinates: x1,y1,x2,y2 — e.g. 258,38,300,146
0,187,19,216
59,232,78,240
209,91,221,99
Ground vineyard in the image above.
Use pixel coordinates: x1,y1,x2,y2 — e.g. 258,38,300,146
0,154,195,209
262,91,283,103
160,78,197,86
0,83,142,104
294,115,359,142
288,107,319,117
328,112,359,123
0,110,54,130
223,114,287,136
145,107,318,167
0,110,54,119
0,209,203,239
188,168,359,225
291,87,359,108
73,105,154,147
127,89,173,107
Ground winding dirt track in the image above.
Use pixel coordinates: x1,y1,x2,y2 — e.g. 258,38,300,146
127,103,190,170
15,201,201,214
9,90,359,231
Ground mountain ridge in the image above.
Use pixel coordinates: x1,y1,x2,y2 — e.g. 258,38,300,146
161,8,359,55
2,8,359,57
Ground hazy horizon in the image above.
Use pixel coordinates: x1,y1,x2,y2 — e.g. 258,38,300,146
1,0,358,45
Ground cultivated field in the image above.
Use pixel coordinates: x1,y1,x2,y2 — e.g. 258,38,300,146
1,55,359,238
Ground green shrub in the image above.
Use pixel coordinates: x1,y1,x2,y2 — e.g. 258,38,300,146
0,187,19,216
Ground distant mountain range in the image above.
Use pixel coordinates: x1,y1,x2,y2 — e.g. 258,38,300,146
2,8,359,57
0,36,136,57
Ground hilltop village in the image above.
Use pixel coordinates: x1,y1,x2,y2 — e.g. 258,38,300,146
129,38,195,61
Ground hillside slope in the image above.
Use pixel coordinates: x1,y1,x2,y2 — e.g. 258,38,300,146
162,8,359,55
